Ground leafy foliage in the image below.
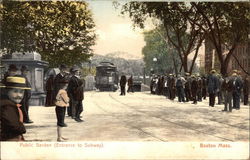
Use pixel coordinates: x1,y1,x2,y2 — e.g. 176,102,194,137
1,1,96,67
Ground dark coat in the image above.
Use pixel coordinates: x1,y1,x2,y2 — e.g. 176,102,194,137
45,75,55,106
67,76,84,101
232,77,243,95
207,74,219,94
128,77,133,86
221,78,234,92
243,79,249,95
54,73,66,98
0,99,26,141
191,79,198,95
120,75,127,87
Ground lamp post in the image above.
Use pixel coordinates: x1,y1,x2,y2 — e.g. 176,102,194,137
153,57,158,74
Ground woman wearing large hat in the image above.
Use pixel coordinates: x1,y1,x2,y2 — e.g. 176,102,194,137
0,76,31,141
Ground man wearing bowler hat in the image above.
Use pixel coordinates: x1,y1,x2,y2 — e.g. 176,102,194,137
67,67,84,122
20,65,33,123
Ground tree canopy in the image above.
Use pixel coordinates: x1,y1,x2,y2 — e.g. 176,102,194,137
142,27,181,75
120,2,250,76
1,1,96,67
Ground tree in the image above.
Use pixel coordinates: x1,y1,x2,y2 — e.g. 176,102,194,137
121,2,205,74
142,27,181,75
185,2,250,76
1,1,96,67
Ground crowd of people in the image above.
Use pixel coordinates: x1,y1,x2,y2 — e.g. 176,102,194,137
0,64,85,142
150,70,249,112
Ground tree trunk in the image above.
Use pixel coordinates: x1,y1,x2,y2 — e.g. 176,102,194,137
183,56,188,73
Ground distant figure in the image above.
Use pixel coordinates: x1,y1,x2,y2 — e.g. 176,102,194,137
207,70,219,107
45,74,55,106
0,76,31,141
243,76,249,105
20,65,33,123
127,75,134,93
120,75,127,96
184,73,191,102
232,73,243,110
2,64,18,84
176,74,186,102
202,75,207,100
221,75,234,112
191,75,198,104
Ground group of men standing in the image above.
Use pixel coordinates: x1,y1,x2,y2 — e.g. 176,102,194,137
45,65,84,122
150,69,249,111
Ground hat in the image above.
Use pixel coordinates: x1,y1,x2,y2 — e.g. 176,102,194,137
0,76,31,90
232,73,237,76
185,72,190,76
71,66,79,72
8,64,18,71
210,69,216,74
59,64,67,70
191,75,195,78
21,65,29,72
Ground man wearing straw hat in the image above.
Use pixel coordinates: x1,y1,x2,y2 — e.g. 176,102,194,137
0,76,31,141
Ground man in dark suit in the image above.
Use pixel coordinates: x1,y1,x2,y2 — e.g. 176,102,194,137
191,75,198,104
243,76,249,106
20,65,33,123
120,75,127,96
207,70,219,107
232,73,243,110
67,67,84,122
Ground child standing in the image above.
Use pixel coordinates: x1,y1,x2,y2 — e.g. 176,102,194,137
0,76,31,141
55,78,69,142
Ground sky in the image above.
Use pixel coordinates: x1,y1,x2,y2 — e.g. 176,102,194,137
87,1,152,59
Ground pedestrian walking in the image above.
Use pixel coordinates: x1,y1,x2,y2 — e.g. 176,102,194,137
67,67,84,122
120,75,127,96
20,65,33,123
207,70,219,107
127,75,134,93
221,76,234,112
243,76,249,105
0,76,31,141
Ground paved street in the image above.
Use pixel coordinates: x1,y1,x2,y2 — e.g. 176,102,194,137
24,91,249,142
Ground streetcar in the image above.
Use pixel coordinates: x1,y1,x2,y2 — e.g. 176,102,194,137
95,62,119,91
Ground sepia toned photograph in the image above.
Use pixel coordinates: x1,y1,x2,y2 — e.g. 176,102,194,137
0,0,249,159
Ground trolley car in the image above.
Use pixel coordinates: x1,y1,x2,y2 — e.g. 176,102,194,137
95,62,118,91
